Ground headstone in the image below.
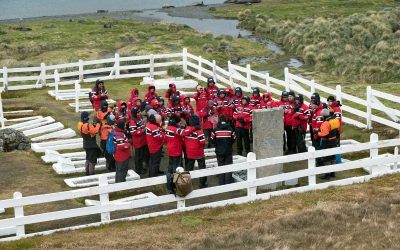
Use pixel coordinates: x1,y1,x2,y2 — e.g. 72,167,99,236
252,108,284,190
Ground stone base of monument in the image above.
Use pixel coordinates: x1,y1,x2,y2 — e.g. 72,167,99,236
252,108,284,191
64,170,140,188
85,192,157,207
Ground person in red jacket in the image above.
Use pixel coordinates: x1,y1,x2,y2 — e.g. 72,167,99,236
198,100,219,148
166,95,183,119
128,108,149,175
250,88,262,110
232,87,243,108
127,88,139,110
260,92,277,109
193,84,209,113
113,120,131,183
144,85,158,103
233,96,253,155
180,114,207,188
275,91,289,107
181,96,194,123
164,83,177,104
292,94,311,153
115,101,130,124
89,80,109,111
214,89,233,123
146,114,165,177
283,91,296,154
309,93,325,149
157,96,167,117
206,77,219,98
226,88,234,103
165,114,184,173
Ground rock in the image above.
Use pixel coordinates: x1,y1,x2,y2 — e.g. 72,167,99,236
0,128,31,152
192,1,206,6
97,10,108,13
78,20,88,24
162,5,175,9
103,22,112,28
14,27,32,31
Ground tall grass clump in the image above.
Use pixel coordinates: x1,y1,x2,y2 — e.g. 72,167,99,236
239,9,400,83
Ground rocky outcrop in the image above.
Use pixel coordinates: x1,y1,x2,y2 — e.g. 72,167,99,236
0,128,31,152
224,0,261,4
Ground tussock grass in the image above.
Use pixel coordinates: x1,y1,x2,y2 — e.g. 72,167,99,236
238,9,400,84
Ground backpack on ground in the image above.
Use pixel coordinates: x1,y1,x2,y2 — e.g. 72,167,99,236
106,129,115,154
173,171,193,197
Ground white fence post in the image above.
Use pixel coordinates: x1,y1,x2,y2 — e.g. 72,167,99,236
149,54,154,78
3,67,8,91
198,56,202,78
182,48,188,75
114,53,120,79
366,86,372,130
54,70,60,100
265,72,271,93
212,60,217,83
228,61,234,88
246,64,252,91
369,133,379,174
40,63,46,87
310,79,315,94
99,176,110,223
13,192,25,237
246,152,257,197
177,199,185,210
308,146,316,185
284,67,290,91
75,80,80,113
78,60,84,83
394,146,399,170
336,85,342,103
0,89,4,129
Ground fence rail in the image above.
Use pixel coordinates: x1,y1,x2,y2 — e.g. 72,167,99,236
0,134,399,241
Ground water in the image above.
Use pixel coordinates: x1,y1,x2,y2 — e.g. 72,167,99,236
0,0,225,20
136,9,252,37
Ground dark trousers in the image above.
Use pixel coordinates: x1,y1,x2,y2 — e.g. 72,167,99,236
310,125,320,149
115,159,129,183
284,125,296,154
134,145,149,175
186,157,207,188
100,140,115,171
236,127,250,155
149,148,163,177
217,153,233,185
204,129,213,148
168,155,182,174
294,126,307,153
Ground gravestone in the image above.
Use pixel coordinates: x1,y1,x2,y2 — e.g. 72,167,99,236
252,108,284,190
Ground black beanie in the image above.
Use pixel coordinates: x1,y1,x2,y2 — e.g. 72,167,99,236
80,111,90,122
189,115,200,127
148,114,156,124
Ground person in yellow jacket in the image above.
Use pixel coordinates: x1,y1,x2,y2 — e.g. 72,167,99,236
317,109,339,180
77,111,101,175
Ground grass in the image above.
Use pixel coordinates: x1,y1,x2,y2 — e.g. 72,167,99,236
2,173,400,248
212,0,398,20
0,18,270,68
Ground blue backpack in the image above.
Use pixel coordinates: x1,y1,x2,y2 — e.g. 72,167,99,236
106,130,116,154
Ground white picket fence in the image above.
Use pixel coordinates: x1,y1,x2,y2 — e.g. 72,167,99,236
0,133,399,241
1,48,399,132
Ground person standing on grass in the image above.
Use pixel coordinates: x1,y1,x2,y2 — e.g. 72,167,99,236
180,114,207,188
233,96,252,156
144,85,158,103
128,108,149,175
77,111,101,176
165,114,184,174
283,91,296,154
89,80,109,112
146,114,165,177
198,100,219,148
206,77,219,99
193,84,209,113
113,120,131,183
292,95,310,153
101,114,116,171
211,115,236,185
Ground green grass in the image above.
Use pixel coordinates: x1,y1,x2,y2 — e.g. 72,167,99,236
213,0,398,20
0,18,270,68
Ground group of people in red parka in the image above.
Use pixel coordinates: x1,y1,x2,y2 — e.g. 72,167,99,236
81,77,342,185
